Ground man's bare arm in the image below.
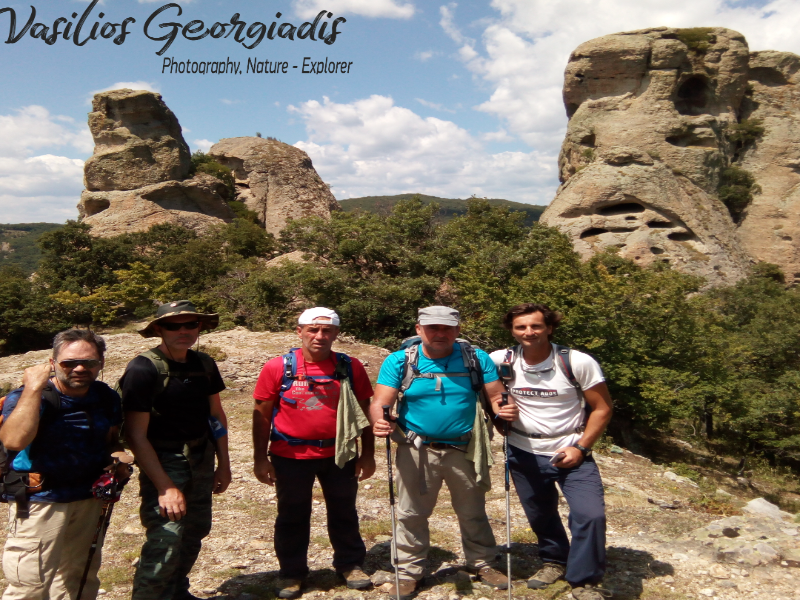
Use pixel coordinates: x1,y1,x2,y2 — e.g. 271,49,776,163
0,364,51,451
369,384,399,437
252,399,276,485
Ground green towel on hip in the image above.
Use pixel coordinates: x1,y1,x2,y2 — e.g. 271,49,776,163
335,377,370,468
466,396,494,491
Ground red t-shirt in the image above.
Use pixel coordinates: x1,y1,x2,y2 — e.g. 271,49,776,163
253,350,374,459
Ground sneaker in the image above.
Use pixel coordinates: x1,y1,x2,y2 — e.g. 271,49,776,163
571,583,612,599
339,565,372,590
527,562,566,589
383,578,417,600
275,578,304,599
472,565,509,589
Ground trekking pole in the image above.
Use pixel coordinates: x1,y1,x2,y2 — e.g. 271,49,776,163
383,405,402,600
77,466,131,600
501,392,512,600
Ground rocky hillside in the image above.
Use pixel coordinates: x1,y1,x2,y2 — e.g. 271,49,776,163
542,27,800,286
0,328,797,599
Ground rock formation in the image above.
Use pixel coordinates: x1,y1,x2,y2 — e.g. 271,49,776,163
78,89,234,236
542,27,756,285
736,51,800,284
209,137,338,236
79,174,235,236
84,89,191,191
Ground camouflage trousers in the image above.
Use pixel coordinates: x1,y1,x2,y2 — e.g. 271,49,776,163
132,439,215,600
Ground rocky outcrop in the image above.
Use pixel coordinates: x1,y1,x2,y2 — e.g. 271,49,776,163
736,51,800,284
78,90,234,237
79,174,235,237
209,137,338,236
544,27,800,286
542,27,756,285
84,89,191,192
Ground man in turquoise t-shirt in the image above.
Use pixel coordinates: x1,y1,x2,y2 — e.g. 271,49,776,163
371,306,517,599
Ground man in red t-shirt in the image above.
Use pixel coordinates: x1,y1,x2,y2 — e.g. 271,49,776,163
253,307,375,599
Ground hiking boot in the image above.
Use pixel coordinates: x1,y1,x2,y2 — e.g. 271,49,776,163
339,565,372,589
471,565,509,589
383,578,417,600
275,578,304,599
527,562,566,589
571,583,613,599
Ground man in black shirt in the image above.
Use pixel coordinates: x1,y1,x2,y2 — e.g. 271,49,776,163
121,300,231,600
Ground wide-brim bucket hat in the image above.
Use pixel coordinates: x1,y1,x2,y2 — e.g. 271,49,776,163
138,300,219,338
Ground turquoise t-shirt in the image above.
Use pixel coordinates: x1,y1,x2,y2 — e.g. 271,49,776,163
377,343,498,442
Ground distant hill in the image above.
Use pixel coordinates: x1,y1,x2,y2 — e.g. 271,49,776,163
0,223,64,274
338,194,547,226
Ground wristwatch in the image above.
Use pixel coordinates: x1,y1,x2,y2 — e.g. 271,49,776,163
572,443,592,458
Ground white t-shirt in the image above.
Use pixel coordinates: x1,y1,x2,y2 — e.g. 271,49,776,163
489,344,605,456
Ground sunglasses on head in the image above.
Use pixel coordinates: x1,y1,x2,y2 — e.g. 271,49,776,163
58,359,102,369
160,320,201,331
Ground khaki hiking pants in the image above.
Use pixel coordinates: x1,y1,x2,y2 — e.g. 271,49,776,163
2,498,105,600
394,443,497,580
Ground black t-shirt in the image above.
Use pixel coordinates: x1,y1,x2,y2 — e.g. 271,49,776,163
122,351,225,442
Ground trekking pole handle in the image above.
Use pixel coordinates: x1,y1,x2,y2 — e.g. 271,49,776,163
382,405,392,422
500,392,509,407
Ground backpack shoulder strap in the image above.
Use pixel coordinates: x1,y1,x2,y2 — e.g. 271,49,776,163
399,341,421,395
455,339,483,392
40,384,62,410
279,348,300,404
553,344,585,411
140,348,171,395
333,352,353,382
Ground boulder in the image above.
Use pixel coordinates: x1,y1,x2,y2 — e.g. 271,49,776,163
736,51,800,285
542,27,754,285
78,174,234,237
209,137,338,235
84,89,191,192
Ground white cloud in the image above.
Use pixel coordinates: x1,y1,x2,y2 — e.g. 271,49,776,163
221,99,243,105
88,81,161,104
415,98,456,113
415,50,437,62
289,95,555,203
0,155,84,223
193,139,214,153
293,0,415,19
0,106,92,157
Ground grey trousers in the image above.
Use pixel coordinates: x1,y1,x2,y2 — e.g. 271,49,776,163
394,443,497,580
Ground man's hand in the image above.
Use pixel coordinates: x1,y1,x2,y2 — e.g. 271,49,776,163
495,402,519,422
552,446,584,469
213,464,232,494
355,454,376,481
372,418,395,438
254,457,276,486
22,363,52,391
158,487,187,521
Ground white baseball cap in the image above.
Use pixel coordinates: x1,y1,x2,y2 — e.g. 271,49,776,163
298,307,341,326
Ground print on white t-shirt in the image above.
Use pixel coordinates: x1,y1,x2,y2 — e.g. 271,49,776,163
489,343,605,456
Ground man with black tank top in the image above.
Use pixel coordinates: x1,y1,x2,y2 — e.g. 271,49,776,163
121,300,231,600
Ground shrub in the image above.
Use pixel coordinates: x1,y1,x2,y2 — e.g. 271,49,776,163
718,165,759,221
675,27,715,53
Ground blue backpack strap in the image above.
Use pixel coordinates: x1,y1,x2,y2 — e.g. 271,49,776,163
333,352,353,382
279,349,300,404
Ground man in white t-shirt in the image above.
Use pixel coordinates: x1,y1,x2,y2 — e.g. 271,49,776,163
489,303,613,600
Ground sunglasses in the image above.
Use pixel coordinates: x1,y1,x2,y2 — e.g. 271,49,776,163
58,359,102,369
160,320,201,331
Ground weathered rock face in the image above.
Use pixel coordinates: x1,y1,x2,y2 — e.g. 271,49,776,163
736,51,800,284
209,137,338,236
543,27,755,285
78,174,235,237
84,89,191,192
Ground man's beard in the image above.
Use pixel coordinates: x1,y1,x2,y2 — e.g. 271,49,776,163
55,371,93,391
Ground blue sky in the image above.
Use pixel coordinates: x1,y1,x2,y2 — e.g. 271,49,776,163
1,0,798,223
